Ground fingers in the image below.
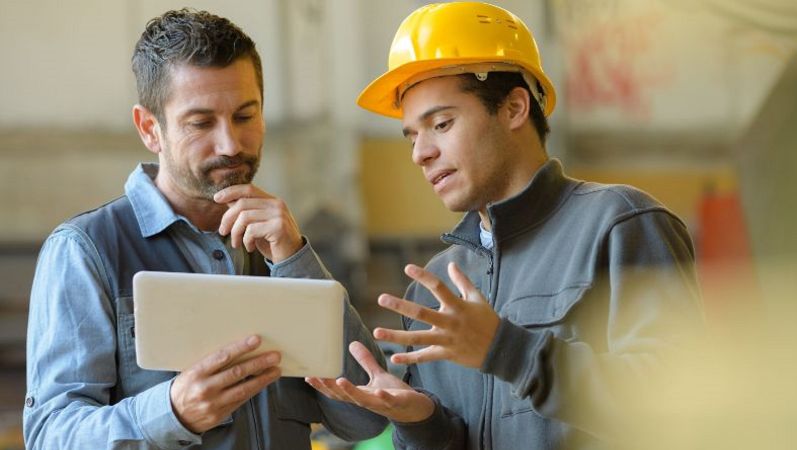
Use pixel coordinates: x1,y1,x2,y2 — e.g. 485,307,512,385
373,328,450,347
308,376,387,411
306,342,384,400
218,365,281,406
404,264,462,310
216,196,302,261
170,336,279,433
391,346,448,365
334,377,385,408
378,294,452,328
214,184,273,205
209,351,281,388
219,198,281,240
348,341,386,379
447,262,483,303
194,335,263,376
305,377,348,402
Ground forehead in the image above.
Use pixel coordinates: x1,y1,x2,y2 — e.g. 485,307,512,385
163,58,261,114
400,76,478,125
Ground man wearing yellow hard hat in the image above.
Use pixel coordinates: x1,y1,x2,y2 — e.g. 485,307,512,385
308,2,703,449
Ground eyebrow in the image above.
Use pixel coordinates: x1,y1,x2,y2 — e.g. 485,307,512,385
402,105,455,137
179,99,261,120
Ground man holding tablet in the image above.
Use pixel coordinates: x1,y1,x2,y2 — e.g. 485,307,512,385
24,9,386,450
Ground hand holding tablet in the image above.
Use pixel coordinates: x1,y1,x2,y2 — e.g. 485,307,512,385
133,271,345,378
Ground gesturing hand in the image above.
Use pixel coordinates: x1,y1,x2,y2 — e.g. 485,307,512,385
214,185,303,263
306,341,435,423
374,262,500,369
170,335,281,434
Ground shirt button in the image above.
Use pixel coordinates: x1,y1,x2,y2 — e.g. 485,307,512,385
25,396,35,407
212,249,225,260
177,440,191,446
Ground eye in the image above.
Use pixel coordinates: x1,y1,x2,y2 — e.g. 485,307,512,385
434,119,453,132
234,114,254,123
189,120,212,129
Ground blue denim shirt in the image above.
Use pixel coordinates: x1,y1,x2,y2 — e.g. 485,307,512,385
24,163,386,449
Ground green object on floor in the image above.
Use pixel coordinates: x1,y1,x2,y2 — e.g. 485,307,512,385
353,424,394,450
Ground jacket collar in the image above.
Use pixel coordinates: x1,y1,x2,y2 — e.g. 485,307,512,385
443,158,579,248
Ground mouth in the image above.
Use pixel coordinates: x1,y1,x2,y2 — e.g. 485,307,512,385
428,169,454,187
205,160,250,176
213,163,243,171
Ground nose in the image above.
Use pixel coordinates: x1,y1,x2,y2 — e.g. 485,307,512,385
214,119,240,156
411,131,440,166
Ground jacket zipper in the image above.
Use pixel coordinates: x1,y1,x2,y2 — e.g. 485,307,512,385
444,232,497,448
249,397,264,450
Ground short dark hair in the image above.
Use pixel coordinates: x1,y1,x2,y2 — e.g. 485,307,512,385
131,8,263,123
456,72,550,146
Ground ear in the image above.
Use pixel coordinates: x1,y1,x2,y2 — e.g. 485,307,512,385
503,86,531,131
132,104,163,154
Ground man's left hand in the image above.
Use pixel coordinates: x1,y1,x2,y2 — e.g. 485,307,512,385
374,262,500,369
215,185,303,263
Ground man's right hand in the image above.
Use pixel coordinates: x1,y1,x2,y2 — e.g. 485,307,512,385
305,341,435,424
170,335,281,433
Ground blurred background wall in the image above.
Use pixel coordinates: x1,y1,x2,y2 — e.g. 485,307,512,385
1,0,795,448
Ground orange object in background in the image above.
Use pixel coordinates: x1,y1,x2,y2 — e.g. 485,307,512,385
696,189,760,331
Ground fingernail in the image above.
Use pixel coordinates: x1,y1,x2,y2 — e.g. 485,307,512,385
247,335,260,346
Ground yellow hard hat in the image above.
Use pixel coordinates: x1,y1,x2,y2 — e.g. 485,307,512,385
357,1,556,119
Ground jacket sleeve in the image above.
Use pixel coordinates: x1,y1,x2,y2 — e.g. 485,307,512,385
391,388,467,450
23,227,200,450
269,239,388,441
480,210,704,445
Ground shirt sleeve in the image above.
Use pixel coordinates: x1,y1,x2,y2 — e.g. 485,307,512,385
480,210,704,444
268,237,389,441
23,226,200,450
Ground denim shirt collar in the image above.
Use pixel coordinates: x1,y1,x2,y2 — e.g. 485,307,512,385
124,163,185,238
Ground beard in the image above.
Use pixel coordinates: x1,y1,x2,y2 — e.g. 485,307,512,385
165,148,261,200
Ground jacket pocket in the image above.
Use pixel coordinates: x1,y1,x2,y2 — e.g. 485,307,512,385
502,284,589,328
497,285,589,418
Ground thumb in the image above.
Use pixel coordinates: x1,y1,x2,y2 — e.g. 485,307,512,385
349,341,385,380
447,262,485,303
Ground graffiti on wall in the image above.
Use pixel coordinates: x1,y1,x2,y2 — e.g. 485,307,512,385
561,8,675,119
557,0,675,120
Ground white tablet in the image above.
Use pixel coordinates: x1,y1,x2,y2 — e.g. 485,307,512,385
133,271,345,378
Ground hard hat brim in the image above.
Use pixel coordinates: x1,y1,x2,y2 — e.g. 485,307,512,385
357,58,557,119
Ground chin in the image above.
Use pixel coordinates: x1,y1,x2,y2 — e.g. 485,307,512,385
440,196,471,213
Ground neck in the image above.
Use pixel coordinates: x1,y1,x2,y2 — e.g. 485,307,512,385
478,136,549,230
478,210,492,231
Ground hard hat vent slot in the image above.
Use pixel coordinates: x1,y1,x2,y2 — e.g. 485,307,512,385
476,14,491,24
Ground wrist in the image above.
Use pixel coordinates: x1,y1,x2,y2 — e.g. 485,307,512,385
270,236,304,263
395,392,435,424
413,394,436,422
